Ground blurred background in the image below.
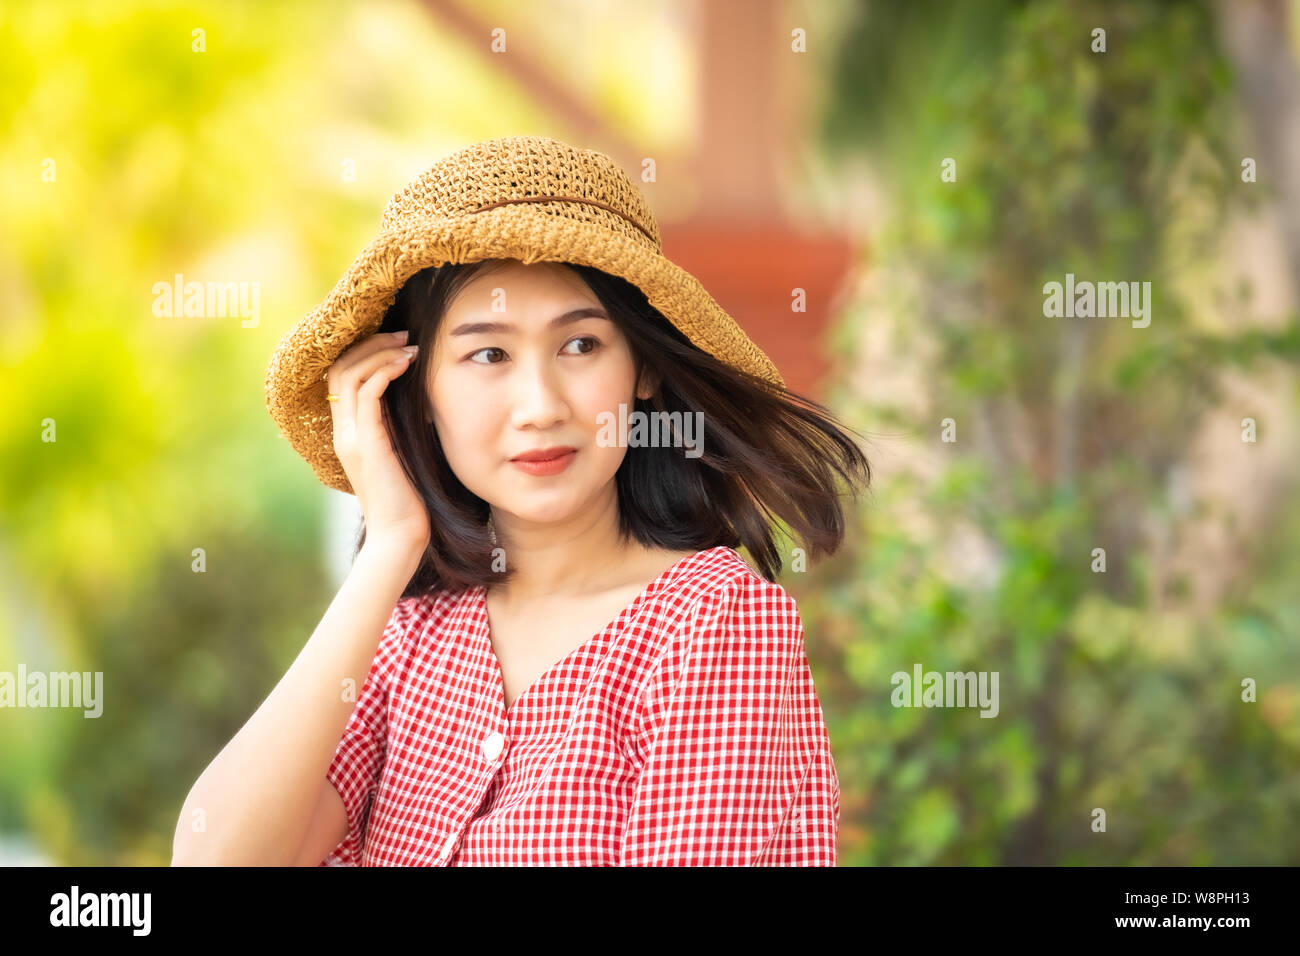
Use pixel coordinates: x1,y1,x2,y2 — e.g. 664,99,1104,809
1,0,1297,866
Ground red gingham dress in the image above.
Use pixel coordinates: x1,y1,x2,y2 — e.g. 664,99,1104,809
318,545,839,866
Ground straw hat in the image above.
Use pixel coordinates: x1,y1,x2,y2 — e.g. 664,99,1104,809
264,134,785,494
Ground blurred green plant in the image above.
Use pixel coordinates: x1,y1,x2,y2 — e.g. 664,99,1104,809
808,0,1300,864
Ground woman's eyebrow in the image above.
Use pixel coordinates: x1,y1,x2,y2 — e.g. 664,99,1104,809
449,307,610,336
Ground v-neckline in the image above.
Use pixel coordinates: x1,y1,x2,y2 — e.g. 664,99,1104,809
475,547,720,720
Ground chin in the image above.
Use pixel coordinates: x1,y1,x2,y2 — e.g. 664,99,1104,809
504,498,585,526
498,477,609,524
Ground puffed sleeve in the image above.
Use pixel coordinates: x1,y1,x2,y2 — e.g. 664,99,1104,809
618,575,840,866
318,597,416,867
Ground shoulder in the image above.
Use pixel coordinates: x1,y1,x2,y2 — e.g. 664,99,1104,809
377,587,471,674
636,547,804,691
673,547,803,640
627,549,810,740
386,587,461,636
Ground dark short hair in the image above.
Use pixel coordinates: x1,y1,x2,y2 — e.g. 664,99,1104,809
359,257,872,596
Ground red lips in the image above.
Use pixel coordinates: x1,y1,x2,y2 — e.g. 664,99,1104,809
510,446,577,462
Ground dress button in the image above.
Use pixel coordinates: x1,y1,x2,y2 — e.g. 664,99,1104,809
441,832,460,858
481,731,506,762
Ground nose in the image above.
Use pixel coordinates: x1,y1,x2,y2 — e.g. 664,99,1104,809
508,356,570,430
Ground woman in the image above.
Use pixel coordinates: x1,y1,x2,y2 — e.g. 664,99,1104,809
173,136,870,866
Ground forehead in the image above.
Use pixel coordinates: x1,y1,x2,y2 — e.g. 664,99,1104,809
448,260,596,310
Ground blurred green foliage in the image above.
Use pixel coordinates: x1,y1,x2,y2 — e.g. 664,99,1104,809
806,0,1300,864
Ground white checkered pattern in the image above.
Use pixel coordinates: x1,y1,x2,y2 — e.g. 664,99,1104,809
319,546,839,866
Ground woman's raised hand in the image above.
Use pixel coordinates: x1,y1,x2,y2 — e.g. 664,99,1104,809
325,329,431,552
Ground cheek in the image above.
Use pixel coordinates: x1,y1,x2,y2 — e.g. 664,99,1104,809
429,375,500,464
574,360,639,423
574,367,637,473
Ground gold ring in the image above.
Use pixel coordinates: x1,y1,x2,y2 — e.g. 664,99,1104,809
326,394,340,402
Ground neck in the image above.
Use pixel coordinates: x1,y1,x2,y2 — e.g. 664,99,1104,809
487,491,639,602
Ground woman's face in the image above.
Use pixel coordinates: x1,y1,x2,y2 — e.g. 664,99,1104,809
424,260,651,527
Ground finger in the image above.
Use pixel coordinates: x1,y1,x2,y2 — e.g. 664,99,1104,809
325,330,409,392
331,344,417,432
355,352,415,434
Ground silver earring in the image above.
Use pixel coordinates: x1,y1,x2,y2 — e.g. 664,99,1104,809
487,514,498,546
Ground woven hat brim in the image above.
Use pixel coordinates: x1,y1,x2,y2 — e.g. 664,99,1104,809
265,202,785,494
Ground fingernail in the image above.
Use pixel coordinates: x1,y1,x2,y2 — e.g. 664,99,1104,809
396,329,409,342
403,345,418,354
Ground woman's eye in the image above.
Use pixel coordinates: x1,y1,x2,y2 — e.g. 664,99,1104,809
563,336,601,355
467,338,599,364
